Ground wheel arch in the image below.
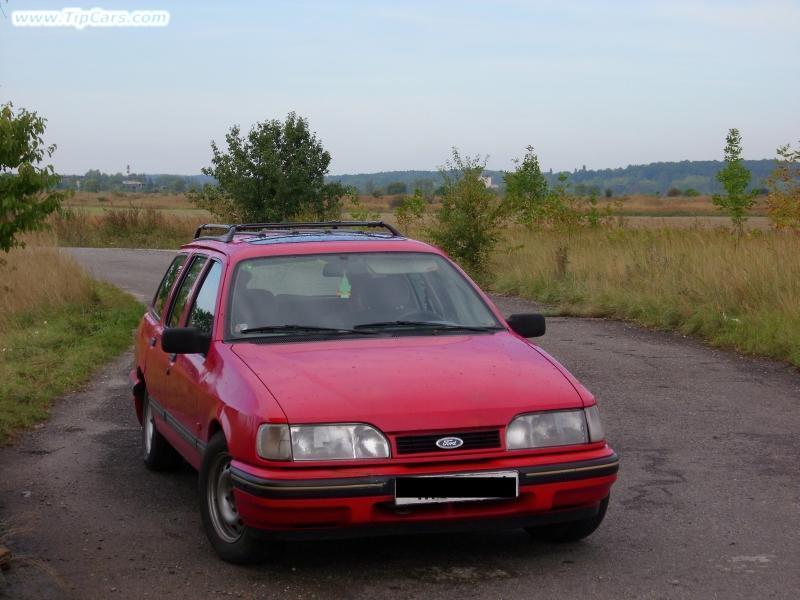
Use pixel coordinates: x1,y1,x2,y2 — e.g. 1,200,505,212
132,367,147,425
207,419,223,442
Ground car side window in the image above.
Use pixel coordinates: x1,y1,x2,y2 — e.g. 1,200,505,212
187,261,222,335
167,256,208,328
152,254,187,318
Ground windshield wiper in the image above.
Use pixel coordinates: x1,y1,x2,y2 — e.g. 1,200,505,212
239,324,376,336
353,320,501,332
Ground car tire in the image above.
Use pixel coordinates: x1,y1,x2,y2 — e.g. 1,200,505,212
525,496,609,543
141,393,183,471
199,433,268,564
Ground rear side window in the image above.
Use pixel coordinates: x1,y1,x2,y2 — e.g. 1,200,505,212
188,261,223,335
167,256,208,328
152,254,187,318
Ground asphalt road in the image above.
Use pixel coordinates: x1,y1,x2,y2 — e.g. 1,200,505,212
1,247,799,599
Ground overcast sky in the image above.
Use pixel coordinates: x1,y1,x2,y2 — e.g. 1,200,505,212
2,0,798,175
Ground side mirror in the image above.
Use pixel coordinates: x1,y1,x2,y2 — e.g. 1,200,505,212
506,313,546,338
161,327,211,354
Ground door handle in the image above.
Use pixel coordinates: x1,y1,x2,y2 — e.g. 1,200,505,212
166,353,177,375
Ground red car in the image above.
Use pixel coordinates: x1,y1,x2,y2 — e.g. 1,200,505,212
131,221,618,563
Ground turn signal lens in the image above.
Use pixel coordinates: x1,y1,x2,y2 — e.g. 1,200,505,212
256,423,292,460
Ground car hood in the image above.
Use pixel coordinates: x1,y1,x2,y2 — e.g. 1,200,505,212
231,332,584,432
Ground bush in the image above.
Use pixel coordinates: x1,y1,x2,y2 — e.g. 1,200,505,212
666,187,682,197
767,142,800,231
504,145,548,226
394,191,427,231
428,149,509,281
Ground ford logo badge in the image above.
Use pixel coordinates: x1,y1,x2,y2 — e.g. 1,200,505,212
435,436,464,449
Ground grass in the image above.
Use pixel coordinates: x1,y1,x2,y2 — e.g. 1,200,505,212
65,190,205,212
492,227,800,368
52,206,198,249
598,193,769,217
0,245,143,443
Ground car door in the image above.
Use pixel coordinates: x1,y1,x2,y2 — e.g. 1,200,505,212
139,252,188,393
165,258,225,453
145,254,208,450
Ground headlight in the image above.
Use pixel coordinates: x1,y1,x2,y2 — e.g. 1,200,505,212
256,423,390,461
506,409,596,450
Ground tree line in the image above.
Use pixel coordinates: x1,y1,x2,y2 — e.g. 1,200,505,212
57,171,213,194
328,160,776,198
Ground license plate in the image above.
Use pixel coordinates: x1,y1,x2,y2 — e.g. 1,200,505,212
395,470,519,506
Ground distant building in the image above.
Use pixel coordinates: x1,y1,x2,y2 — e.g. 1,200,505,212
122,180,144,191
479,175,498,189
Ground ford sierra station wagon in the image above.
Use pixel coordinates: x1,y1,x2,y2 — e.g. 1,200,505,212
131,221,618,563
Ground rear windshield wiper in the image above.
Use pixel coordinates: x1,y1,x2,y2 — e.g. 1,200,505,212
353,321,501,332
239,324,377,336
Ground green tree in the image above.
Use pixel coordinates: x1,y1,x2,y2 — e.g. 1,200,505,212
0,103,64,252
394,189,427,231
386,181,407,195
713,128,756,233
429,149,509,280
504,145,549,226
767,141,800,231
189,113,346,222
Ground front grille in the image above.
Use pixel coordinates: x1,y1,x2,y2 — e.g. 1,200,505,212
395,429,501,455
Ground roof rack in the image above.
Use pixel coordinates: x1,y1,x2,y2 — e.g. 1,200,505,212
193,221,402,243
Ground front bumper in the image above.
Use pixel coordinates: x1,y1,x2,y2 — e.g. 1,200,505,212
230,451,619,538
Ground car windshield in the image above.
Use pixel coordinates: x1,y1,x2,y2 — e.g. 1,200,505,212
227,252,502,339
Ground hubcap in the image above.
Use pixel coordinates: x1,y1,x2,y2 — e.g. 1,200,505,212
207,453,244,543
143,400,154,457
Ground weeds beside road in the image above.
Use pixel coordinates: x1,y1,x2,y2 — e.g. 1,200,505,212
0,245,142,442
494,228,800,368
52,206,196,249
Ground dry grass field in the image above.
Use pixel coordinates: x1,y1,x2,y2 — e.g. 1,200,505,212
493,227,800,367
64,191,211,216
0,238,92,331
599,194,769,217
618,216,771,230
53,192,769,239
